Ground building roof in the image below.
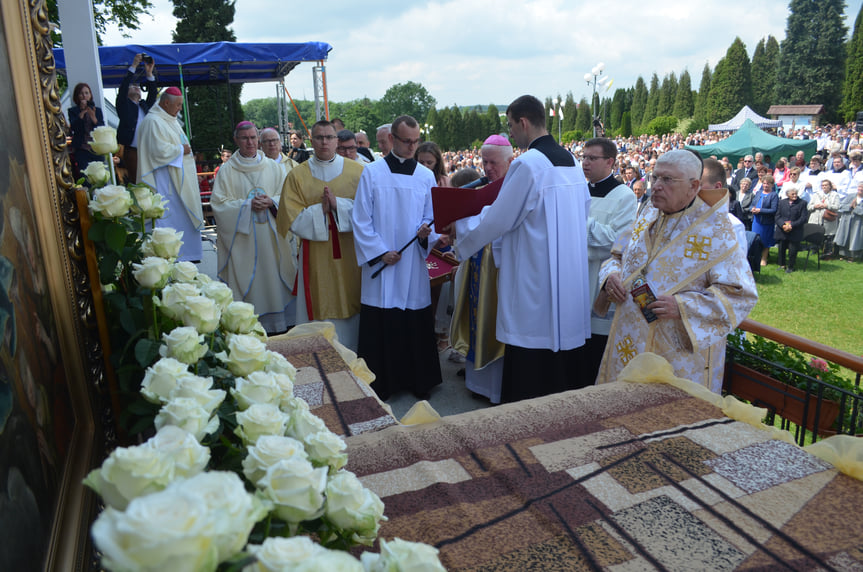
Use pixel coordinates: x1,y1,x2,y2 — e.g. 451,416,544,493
708,105,782,131
766,105,826,116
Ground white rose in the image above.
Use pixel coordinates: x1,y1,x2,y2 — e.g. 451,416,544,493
269,372,294,399
182,294,221,334
130,185,168,219
286,405,329,442
140,357,189,404
169,472,270,562
244,537,327,572
83,444,175,510
146,425,210,478
171,261,199,283
265,351,297,380
159,282,201,320
132,256,172,290
305,431,348,473
242,434,308,485
361,538,446,572
218,334,269,377
160,326,208,365
293,551,364,572
90,125,119,155
325,470,385,545
194,272,213,287
220,301,260,334
200,280,234,310
91,489,219,572
231,371,283,410
82,160,110,187
90,185,133,218
170,374,225,412
142,227,184,259
235,403,290,444
257,457,328,524
155,397,219,441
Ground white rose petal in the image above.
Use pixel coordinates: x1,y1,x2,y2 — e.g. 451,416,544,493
142,227,184,259
146,425,210,478
242,435,308,485
220,301,260,334
293,550,364,572
89,125,119,155
231,371,284,410
160,326,208,365
155,397,219,441
92,488,218,572
235,403,290,444
265,351,297,380
90,185,133,218
286,406,329,442
325,470,385,545
132,256,172,290
361,538,446,572
130,185,167,219
219,334,269,377
182,294,222,334
140,357,190,404
170,374,225,413
83,444,175,510
82,161,110,187
200,280,235,310
305,430,347,473
257,458,327,524
245,536,327,572
171,261,199,283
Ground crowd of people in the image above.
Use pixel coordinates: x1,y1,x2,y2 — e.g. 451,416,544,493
67,61,861,405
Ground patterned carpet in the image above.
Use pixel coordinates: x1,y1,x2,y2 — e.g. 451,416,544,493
345,381,863,571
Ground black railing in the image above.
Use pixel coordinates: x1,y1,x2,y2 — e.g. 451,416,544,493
724,319,863,445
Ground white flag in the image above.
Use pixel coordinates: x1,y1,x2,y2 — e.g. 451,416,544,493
559,110,565,121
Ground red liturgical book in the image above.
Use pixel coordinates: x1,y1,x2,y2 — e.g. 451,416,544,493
431,178,504,230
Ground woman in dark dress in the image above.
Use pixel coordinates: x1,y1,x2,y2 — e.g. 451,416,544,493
750,174,779,266
67,82,105,179
773,187,808,273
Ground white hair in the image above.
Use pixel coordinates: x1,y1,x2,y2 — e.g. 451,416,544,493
377,124,391,135
656,150,702,180
481,143,513,161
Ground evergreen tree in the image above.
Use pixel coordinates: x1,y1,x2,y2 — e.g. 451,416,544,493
562,92,577,132
673,69,695,119
610,88,627,131
435,107,452,150
706,37,752,123
424,106,439,143
544,97,555,135
172,0,242,154
484,104,502,136
693,63,712,122
776,0,847,120
631,76,648,127
621,111,633,137
751,36,781,114
575,97,592,133
377,82,436,124
841,3,863,121
641,73,661,127
657,72,677,117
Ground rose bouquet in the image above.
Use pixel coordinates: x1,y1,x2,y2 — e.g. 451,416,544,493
80,127,445,571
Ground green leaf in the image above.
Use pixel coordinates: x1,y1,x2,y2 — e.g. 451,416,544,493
105,222,128,254
119,308,138,334
88,220,107,242
99,252,120,283
134,338,161,367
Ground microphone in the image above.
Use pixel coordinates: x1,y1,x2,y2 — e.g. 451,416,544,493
460,176,489,189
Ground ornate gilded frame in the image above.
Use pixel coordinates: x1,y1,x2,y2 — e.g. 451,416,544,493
2,1,109,568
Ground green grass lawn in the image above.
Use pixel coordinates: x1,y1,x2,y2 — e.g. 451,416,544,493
748,248,862,357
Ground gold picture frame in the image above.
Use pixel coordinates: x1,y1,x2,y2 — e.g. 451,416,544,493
1,1,110,569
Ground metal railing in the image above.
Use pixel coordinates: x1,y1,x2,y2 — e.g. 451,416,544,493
725,319,863,445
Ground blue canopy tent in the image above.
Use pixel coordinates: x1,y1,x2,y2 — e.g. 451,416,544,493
54,41,332,139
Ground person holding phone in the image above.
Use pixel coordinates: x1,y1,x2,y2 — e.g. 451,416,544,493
67,82,104,178
116,53,157,183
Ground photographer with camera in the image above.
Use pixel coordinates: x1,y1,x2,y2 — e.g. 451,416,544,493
67,82,105,179
116,53,157,182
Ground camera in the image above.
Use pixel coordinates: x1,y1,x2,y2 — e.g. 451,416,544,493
142,54,153,65
88,100,95,109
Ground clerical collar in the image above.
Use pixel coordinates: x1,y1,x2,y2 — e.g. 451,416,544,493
235,151,262,165
385,153,417,175
311,154,337,166
587,173,619,198
529,135,575,167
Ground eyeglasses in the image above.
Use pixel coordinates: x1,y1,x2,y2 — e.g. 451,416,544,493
648,174,688,186
743,160,752,163
393,133,421,146
337,145,357,152
261,139,280,145
312,135,337,141
582,155,609,162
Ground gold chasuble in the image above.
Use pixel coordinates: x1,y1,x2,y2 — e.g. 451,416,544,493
596,193,757,392
277,160,363,320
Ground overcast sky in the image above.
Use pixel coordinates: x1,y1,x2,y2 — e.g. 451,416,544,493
101,0,863,108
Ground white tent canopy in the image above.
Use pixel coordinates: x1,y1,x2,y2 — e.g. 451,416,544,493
708,105,782,131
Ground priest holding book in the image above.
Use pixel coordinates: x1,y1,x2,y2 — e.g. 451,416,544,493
445,95,591,402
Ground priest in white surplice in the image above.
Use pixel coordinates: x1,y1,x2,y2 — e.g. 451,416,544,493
352,115,442,401
260,127,299,178
137,87,204,261
210,122,295,334
277,120,364,351
445,95,591,403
